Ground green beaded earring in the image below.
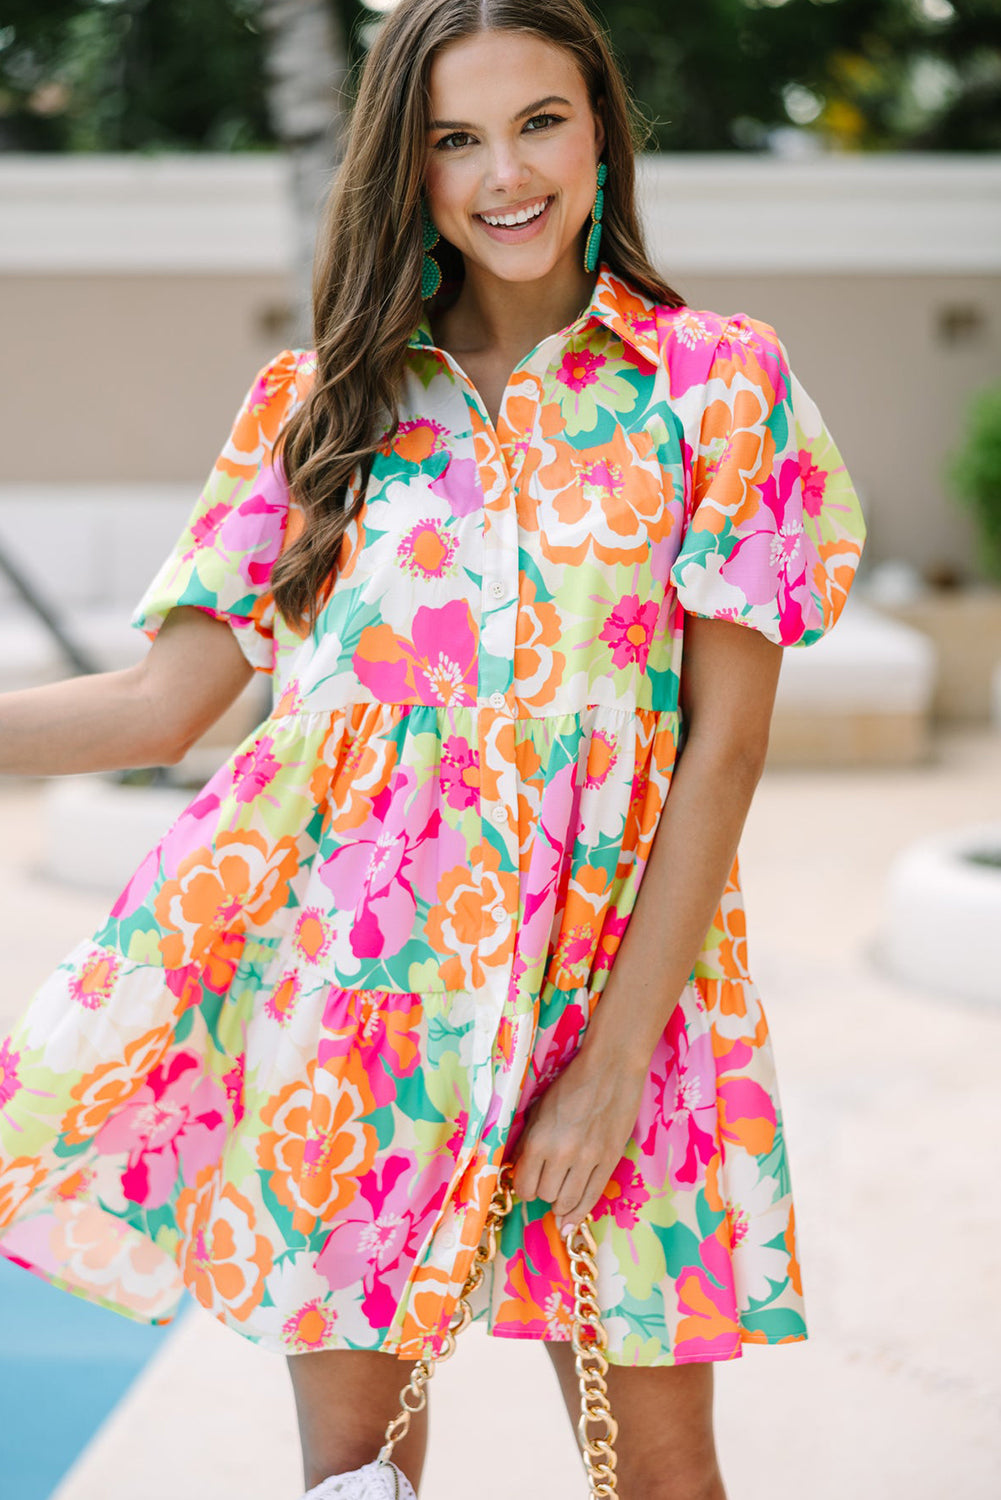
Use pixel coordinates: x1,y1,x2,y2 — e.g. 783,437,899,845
584,161,608,274
421,200,442,300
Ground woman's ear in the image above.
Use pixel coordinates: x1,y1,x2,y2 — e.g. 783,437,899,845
594,95,607,159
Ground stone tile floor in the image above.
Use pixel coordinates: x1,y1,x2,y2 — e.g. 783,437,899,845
1,728,998,1499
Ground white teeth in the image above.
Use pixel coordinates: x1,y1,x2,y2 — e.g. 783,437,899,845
480,198,549,228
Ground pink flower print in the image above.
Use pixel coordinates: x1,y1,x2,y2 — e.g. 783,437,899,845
0,1036,56,1134
593,905,628,975
189,502,230,552
317,988,422,1107
673,312,714,352
232,736,282,804
797,449,828,518
319,766,465,960
715,1038,777,1157
293,907,334,964
557,348,605,393
641,1008,717,1189
429,454,483,517
224,465,289,590
112,783,223,917
411,602,478,705
353,600,478,706
264,970,301,1027
0,1037,22,1123
282,1297,338,1351
93,1050,227,1209
316,1153,437,1329
599,595,660,671
396,518,459,580
719,454,819,643
526,1000,588,1102
440,735,479,810
494,1218,573,1340
673,1227,740,1360
68,949,121,1010
222,1052,245,1127
593,1158,650,1229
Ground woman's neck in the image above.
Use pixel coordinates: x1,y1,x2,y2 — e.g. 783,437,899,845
430,253,597,361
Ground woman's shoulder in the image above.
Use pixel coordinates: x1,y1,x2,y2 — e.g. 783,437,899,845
597,267,784,392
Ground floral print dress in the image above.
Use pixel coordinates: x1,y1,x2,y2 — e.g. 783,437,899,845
0,264,865,1365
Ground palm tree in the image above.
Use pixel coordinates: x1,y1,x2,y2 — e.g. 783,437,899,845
257,0,352,344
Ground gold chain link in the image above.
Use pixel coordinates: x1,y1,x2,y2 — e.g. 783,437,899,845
378,1164,618,1495
567,1217,618,1496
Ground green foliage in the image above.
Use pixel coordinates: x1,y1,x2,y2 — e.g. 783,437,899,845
595,0,1001,152
0,0,998,153
949,382,1001,581
0,0,274,151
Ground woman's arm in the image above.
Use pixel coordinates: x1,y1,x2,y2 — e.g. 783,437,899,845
0,606,253,776
511,615,783,1231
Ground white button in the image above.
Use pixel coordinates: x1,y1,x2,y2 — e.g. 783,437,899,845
490,905,506,924
488,691,505,709
488,580,504,598
490,805,508,825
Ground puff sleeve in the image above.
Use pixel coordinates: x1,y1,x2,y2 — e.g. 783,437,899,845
131,350,306,673
669,315,866,647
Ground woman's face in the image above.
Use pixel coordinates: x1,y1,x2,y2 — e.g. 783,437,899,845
424,30,606,287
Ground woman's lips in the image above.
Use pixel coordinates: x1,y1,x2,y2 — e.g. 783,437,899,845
474,195,554,242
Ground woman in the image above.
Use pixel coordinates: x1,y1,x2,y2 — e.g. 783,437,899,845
0,1,866,1496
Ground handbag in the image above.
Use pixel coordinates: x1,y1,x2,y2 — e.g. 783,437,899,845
303,1163,618,1498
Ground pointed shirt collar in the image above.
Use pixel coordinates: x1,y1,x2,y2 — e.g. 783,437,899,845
408,261,663,366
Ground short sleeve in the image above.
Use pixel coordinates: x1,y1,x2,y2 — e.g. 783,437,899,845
668,315,866,647
131,350,306,672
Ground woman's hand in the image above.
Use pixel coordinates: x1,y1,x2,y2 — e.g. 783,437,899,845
510,1045,648,1235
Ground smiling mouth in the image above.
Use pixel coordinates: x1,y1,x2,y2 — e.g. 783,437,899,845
475,195,553,228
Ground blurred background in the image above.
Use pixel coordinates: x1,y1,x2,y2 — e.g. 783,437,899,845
0,2,999,1498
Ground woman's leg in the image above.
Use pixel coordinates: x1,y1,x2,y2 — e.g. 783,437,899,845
545,1342,726,1500
285,1349,429,1493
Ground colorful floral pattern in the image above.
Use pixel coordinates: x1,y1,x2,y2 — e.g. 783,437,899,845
0,264,865,1364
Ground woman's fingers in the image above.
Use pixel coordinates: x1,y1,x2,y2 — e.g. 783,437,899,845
555,1161,613,1233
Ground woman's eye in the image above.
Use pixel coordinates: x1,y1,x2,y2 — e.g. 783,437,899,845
524,113,563,132
436,131,475,151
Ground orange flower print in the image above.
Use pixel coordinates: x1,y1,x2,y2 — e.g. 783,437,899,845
67,950,121,1010
311,711,398,832
0,1154,50,1229
695,388,776,530
220,349,301,480
175,1174,274,1322
264,970,301,1027
60,1024,175,1147
514,578,565,710
535,423,674,567
283,1296,339,1351
293,907,334,964
426,844,517,990
384,417,449,465
550,864,612,989
257,1053,377,1235
155,830,300,986
583,730,618,790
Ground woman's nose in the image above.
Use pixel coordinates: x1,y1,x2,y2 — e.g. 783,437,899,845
484,144,531,197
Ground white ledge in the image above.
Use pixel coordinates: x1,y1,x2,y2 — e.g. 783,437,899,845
0,152,999,275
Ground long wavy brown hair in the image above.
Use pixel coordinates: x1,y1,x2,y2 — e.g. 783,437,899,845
272,0,686,632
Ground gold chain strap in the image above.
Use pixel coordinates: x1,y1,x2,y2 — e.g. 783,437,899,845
378,1163,618,1495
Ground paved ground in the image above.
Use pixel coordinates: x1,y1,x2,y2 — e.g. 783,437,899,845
1,730,999,1499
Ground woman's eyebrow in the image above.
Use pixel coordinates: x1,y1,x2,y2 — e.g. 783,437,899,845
429,95,573,130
